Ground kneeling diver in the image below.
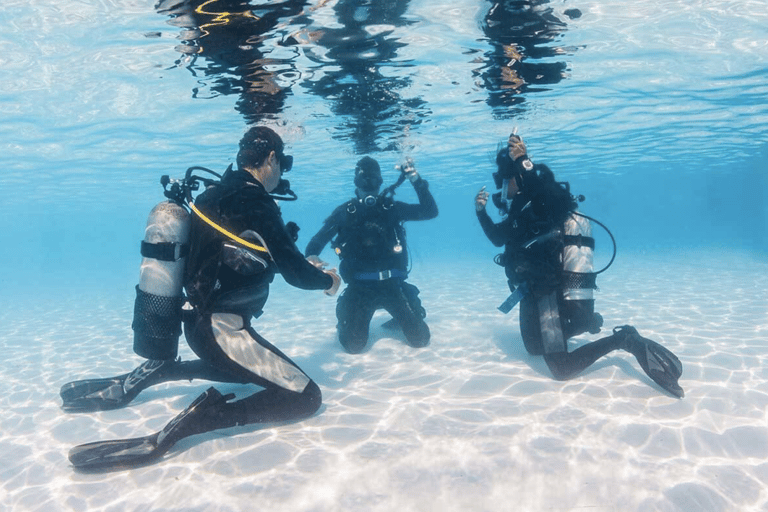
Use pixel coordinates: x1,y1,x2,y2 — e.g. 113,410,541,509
475,132,683,398
60,127,341,471
304,156,437,353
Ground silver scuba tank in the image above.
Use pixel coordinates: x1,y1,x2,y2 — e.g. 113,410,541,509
132,200,191,360
562,212,594,301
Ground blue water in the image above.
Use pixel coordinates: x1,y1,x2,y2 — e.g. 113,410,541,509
1,0,766,304
1,1,767,510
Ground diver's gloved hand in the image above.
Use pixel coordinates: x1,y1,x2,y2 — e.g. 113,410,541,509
323,268,342,296
475,186,489,212
508,133,527,161
306,255,327,270
399,157,420,183
285,221,300,242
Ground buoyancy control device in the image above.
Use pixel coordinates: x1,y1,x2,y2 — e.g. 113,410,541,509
497,203,616,322
331,165,412,277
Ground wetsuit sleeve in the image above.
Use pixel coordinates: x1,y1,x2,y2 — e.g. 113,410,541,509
476,208,508,247
304,206,344,257
256,199,334,291
394,178,438,221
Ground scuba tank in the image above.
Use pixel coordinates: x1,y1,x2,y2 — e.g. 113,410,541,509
559,210,617,335
558,212,600,335
561,210,616,298
132,199,191,360
131,168,222,361
562,212,595,301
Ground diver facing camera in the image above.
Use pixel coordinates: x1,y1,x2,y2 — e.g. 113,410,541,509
354,156,384,203
348,156,417,210
306,155,438,354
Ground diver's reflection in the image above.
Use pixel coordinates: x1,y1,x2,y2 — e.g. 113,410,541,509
477,0,581,116
284,0,429,154
155,0,310,124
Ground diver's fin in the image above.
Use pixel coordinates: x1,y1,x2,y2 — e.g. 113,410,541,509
616,325,684,398
69,387,234,471
60,374,133,412
60,359,175,413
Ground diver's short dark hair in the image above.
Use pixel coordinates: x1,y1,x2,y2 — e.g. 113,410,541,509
237,126,284,169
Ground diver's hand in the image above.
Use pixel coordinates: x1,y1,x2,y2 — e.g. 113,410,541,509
306,255,327,270
323,269,341,296
399,157,420,183
508,133,527,161
475,186,489,212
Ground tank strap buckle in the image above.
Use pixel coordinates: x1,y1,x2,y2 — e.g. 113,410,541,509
352,269,407,281
141,241,190,262
174,243,186,261
563,234,595,250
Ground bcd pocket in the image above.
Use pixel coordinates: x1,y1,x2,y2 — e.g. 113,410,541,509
221,241,268,276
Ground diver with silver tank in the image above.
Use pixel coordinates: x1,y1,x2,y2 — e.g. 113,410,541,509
60,127,341,470
475,131,684,398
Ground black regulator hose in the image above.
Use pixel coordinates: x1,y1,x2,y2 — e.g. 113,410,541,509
380,168,408,200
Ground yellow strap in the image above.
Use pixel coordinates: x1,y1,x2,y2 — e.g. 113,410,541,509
188,201,270,256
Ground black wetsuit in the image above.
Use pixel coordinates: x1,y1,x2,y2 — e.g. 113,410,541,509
180,168,333,426
305,177,438,353
477,184,617,380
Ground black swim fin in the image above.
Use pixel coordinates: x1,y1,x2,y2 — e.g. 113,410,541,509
68,387,234,471
60,359,174,412
616,325,684,398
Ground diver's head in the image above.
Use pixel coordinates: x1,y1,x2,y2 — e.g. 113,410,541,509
237,127,293,193
354,156,383,200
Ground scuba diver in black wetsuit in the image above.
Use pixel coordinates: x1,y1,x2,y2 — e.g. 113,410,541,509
475,133,684,398
304,156,438,353
60,127,341,470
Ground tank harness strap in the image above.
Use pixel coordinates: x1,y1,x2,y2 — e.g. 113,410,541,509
353,269,408,281
141,241,190,262
563,234,595,249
